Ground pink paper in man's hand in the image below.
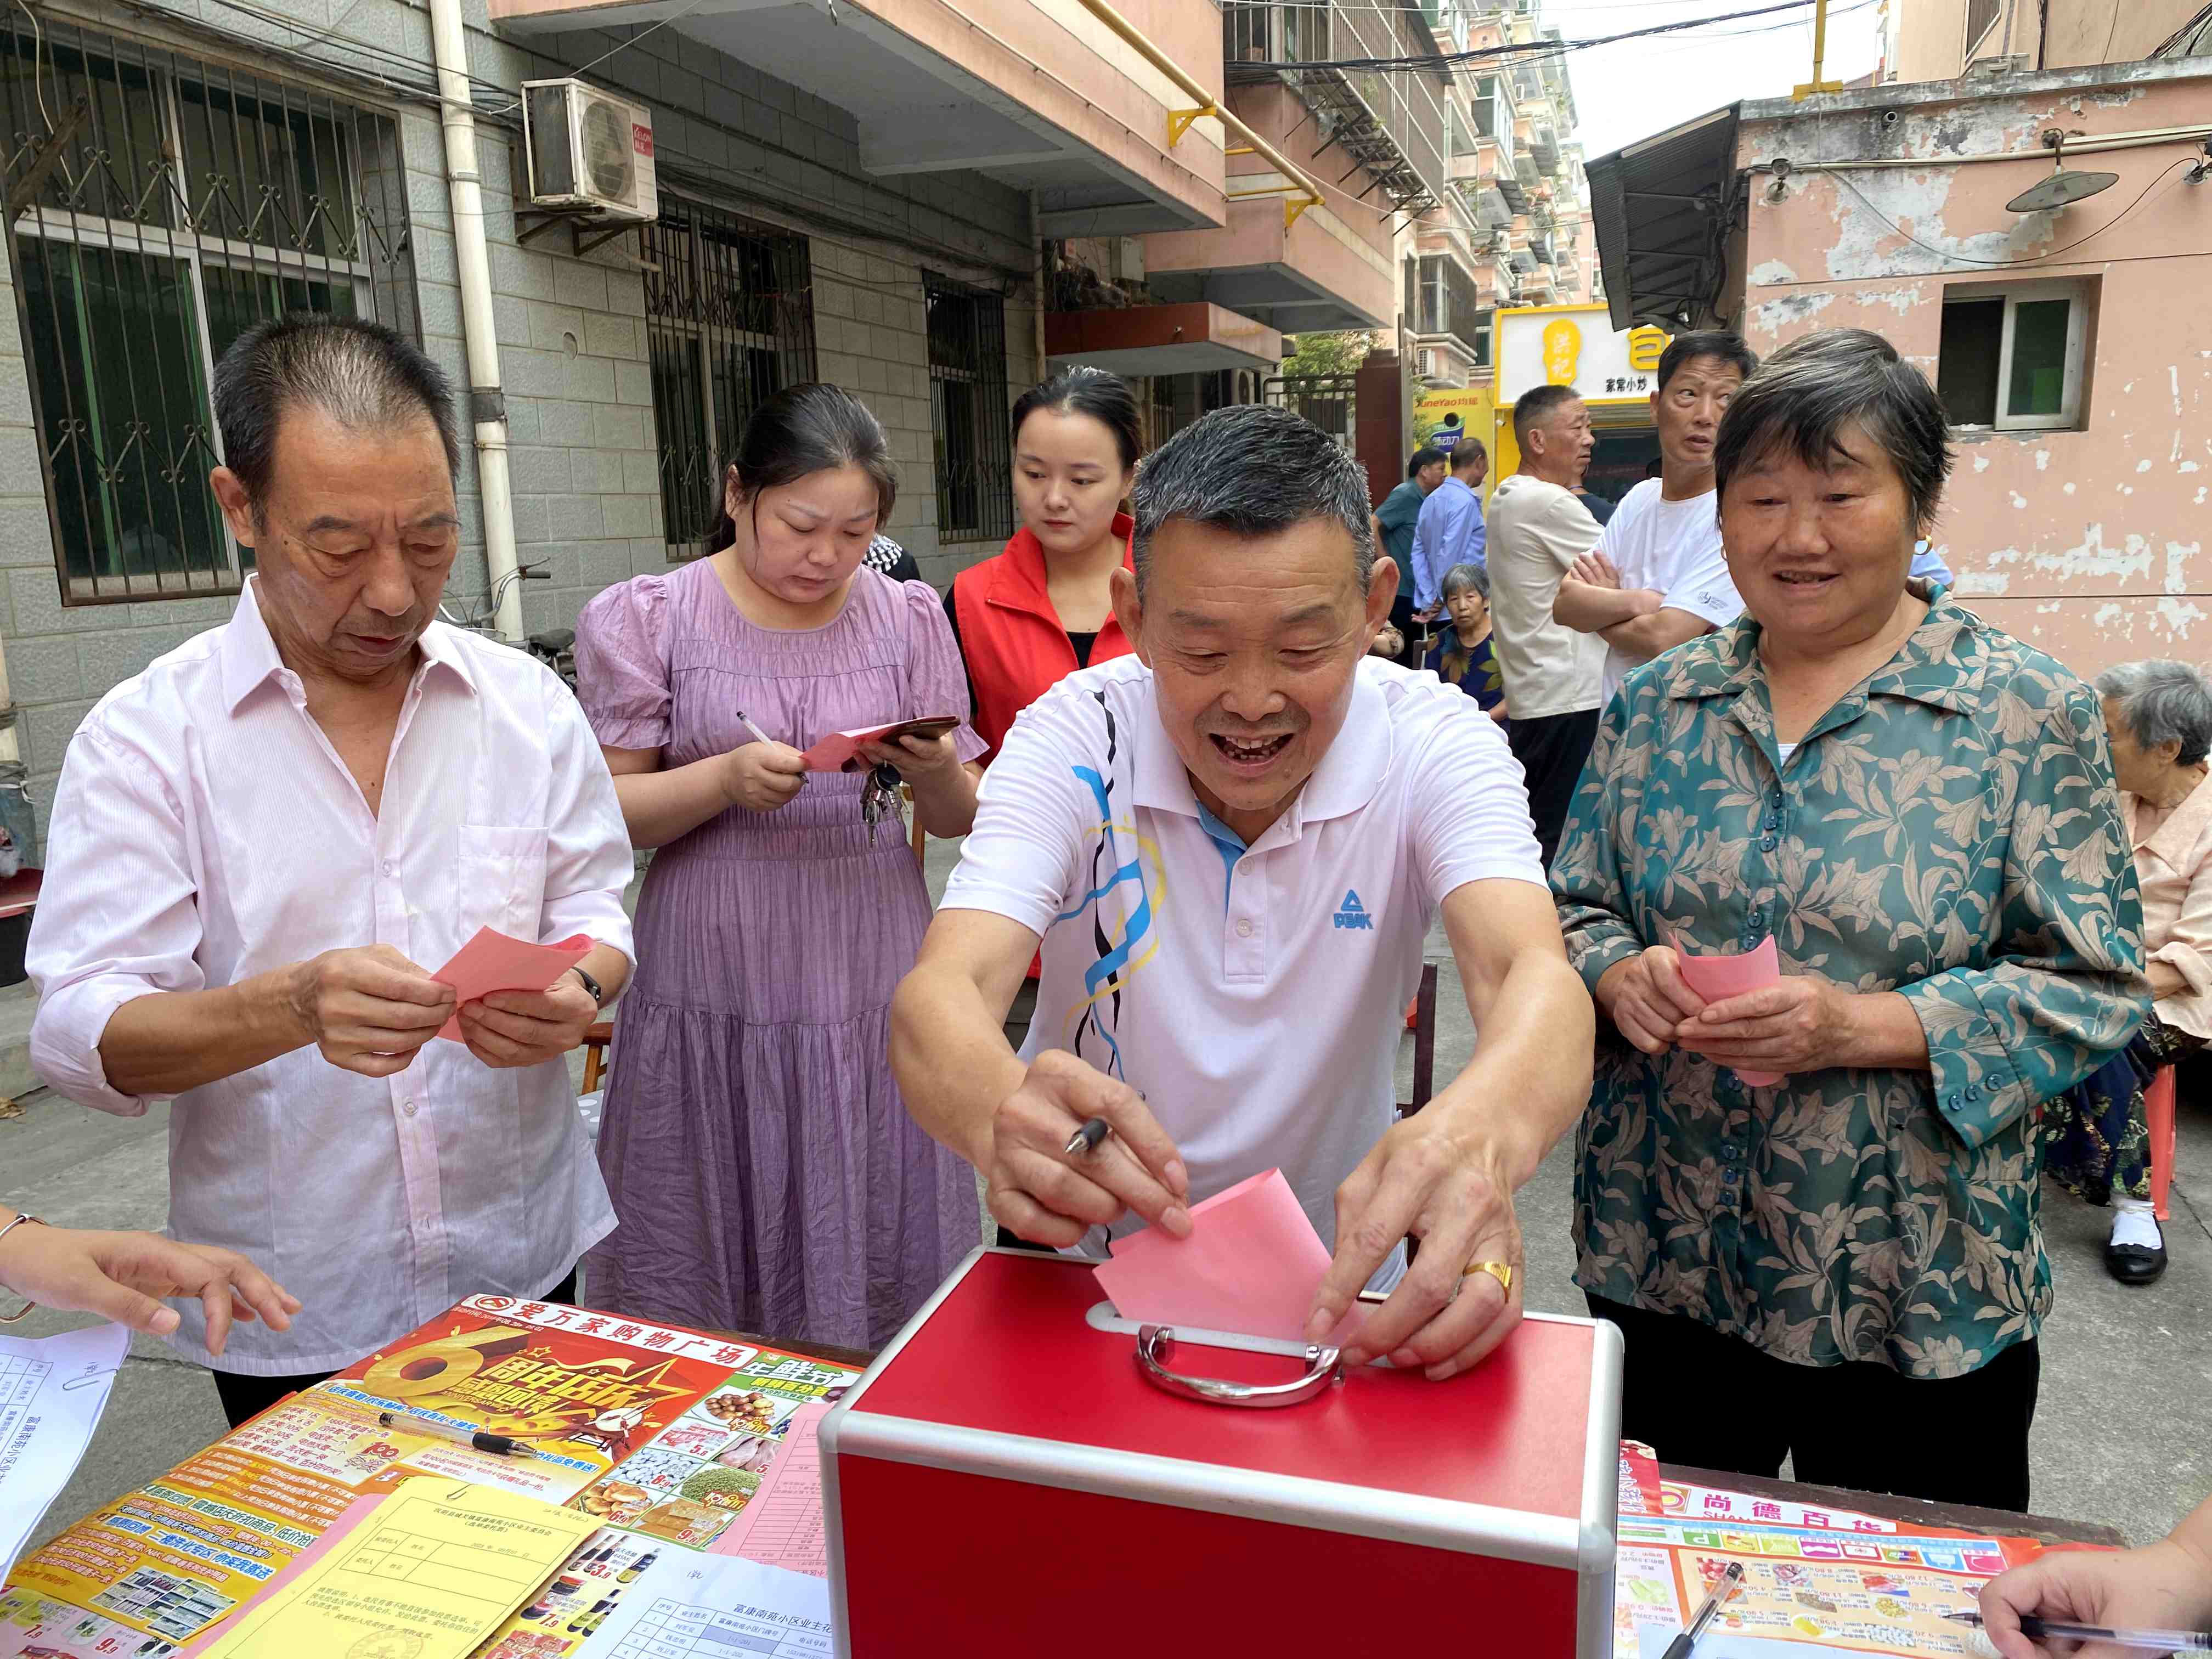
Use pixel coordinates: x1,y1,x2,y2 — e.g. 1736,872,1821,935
1673,934,1783,1086
430,926,594,1041
1093,1168,1357,1344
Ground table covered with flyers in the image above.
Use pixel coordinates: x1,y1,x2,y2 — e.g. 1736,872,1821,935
0,1251,2129,1659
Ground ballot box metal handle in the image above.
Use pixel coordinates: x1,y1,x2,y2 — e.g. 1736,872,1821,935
1135,1324,1343,1408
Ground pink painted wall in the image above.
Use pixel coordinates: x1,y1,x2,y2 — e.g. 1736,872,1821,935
1734,72,2212,680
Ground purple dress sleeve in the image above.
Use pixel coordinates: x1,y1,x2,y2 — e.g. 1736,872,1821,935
574,574,674,751
900,577,988,765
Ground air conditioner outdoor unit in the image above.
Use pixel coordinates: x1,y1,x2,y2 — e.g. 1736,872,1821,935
522,78,658,221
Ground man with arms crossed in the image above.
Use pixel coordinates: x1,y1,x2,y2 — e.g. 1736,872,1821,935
1554,332,1756,707
1487,385,1601,866
892,405,1592,1378
29,317,634,1425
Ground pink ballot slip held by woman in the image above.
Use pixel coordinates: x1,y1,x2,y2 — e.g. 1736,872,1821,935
574,385,986,1349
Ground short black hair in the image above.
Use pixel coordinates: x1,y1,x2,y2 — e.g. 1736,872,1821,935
1657,330,1758,392
1406,446,1448,478
1131,404,1372,594
1713,328,1952,531
1451,438,1487,472
213,315,459,518
1513,383,1583,448
1012,365,1143,471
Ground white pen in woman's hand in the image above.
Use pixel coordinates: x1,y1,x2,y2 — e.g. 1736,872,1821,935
735,710,777,748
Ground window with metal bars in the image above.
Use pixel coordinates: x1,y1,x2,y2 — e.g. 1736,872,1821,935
641,197,816,560
0,16,417,604
924,274,1011,546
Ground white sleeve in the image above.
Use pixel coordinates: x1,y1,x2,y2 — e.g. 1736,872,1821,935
1544,492,1605,569
1661,537,1743,629
538,682,639,966
1405,696,1550,905
26,721,200,1116
940,692,1093,937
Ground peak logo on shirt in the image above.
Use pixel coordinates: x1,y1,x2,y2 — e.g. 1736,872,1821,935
1333,889,1374,931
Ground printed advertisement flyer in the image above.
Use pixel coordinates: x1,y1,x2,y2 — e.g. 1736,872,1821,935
0,1299,859,1659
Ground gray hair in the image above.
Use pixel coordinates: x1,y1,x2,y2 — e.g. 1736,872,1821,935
1130,404,1374,594
213,315,460,518
1712,328,1952,532
2095,660,2212,766
1441,562,1489,601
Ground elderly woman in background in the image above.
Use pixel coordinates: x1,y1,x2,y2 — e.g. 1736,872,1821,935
2045,661,2212,1285
1554,328,2146,1514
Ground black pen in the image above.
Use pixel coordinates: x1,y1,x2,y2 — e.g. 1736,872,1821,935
1662,1560,1744,1659
1064,1116,1109,1156
379,1407,551,1462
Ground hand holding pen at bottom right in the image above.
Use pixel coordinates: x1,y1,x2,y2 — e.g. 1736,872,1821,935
1971,1490,2212,1659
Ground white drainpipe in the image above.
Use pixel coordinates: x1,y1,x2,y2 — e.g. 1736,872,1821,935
428,0,525,644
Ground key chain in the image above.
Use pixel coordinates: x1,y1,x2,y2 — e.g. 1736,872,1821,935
861,761,902,844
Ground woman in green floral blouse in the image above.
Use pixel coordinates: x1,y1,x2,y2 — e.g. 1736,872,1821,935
1554,329,2147,1514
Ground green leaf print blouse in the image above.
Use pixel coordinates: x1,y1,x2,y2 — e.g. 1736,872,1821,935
1553,589,2149,1380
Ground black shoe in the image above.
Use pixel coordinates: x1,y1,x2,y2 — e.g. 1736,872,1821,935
2105,1239,2169,1285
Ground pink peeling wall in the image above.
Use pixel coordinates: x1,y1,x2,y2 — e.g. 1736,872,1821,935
1733,70,2212,680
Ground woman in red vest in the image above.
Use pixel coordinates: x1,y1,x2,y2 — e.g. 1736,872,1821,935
943,366,1143,761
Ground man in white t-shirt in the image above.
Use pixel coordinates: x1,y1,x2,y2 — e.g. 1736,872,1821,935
1486,385,1602,867
892,405,1594,1381
1555,332,1758,709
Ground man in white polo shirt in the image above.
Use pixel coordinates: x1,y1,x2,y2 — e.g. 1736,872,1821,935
1554,331,1756,710
892,405,1594,1381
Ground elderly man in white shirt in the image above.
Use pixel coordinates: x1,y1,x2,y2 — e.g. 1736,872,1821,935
27,315,634,1426
892,404,1593,1383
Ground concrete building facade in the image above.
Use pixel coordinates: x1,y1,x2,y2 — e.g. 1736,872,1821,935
0,0,1472,856
1586,49,2212,679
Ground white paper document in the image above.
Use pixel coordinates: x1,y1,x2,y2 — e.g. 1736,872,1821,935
0,1322,130,1585
575,1551,833,1658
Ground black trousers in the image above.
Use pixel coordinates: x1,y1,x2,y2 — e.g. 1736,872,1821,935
1587,1294,2040,1513
212,1268,579,1429
1507,707,1600,867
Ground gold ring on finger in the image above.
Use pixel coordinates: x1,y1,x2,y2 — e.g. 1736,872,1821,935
1461,1260,1513,1296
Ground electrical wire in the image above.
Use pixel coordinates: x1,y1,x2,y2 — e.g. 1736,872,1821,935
1825,156,2198,271
560,0,721,83
12,0,54,132
1230,0,1820,74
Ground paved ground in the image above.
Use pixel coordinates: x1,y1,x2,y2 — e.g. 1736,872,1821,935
7,833,2209,1557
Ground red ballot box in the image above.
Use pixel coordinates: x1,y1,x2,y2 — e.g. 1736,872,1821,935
821,1249,1622,1657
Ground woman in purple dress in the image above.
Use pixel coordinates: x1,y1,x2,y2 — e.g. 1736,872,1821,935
574,385,986,1347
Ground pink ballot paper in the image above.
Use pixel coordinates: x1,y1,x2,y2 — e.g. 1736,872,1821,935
1673,934,1784,1087
430,926,594,1042
1092,1168,1356,1344
798,715,959,773
709,1401,832,1576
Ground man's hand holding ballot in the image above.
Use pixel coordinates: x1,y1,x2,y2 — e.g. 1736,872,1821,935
894,405,1590,1383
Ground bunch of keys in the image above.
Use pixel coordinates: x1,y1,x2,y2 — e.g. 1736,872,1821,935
860,761,902,845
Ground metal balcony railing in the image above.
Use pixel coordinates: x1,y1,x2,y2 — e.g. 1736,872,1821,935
1223,0,1451,217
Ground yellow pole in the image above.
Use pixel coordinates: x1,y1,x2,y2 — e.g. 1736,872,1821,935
1791,0,1844,99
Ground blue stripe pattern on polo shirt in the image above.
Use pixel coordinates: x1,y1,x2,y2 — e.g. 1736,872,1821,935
1192,801,1245,913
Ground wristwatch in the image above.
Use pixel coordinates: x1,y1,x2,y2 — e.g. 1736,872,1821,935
0,1211,47,1323
568,965,606,1008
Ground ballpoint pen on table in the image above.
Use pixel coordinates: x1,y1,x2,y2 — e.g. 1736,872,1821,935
1945,1609,2212,1653
1661,1560,1745,1659
378,1407,554,1462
